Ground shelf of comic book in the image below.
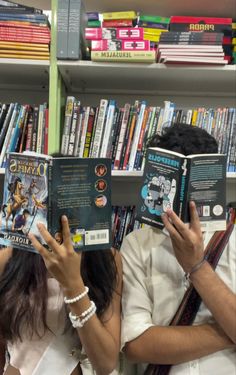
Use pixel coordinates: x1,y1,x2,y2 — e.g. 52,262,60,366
57,61,236,97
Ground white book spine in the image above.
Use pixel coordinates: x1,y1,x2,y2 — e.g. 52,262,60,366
68,102,80,156
79,106,90,157
90,99,108,158
61,96,75,155
128,102,146,171
36,104,44,153
100,101,116,158
0,103,19,167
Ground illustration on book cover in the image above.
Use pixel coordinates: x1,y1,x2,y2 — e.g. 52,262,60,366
140,173,177,215
0,153,49,251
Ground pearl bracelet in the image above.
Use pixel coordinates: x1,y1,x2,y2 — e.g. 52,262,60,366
69,301,97,328
185,258,206,281
64,286,89,304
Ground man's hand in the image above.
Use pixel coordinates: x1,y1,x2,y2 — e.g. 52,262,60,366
162,201,204,273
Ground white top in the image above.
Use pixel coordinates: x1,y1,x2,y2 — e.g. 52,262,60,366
121,226,236,375
7,278,122,375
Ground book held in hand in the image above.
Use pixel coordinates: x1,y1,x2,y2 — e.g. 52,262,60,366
0,152,112,252
136,147,227,231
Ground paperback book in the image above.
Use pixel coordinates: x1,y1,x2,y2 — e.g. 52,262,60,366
136,147,227,231
0,152,112,252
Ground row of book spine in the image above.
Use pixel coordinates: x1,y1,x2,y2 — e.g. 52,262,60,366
60,97,236,172
0,102,48,167
112,205,236,249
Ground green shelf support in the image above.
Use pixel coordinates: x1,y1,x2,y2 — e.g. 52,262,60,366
48,0,65,155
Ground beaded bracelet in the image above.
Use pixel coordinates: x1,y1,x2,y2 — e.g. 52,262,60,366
185,258,206,281
64,286,89,304
69,301,97,328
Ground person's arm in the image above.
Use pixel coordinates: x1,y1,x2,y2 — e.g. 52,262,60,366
29,216,122,375
125,323,233,364
162,201,236,344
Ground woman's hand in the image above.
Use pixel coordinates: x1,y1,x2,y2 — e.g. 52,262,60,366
162,201,204,273
28,215,82,291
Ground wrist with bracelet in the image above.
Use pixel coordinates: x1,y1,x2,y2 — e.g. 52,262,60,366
185,257,207,281
64,286,97,328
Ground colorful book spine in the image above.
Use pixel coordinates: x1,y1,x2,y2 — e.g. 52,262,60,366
102,11,137,20
91,50,156,62
85,27,143,40
90,99,108,157
102,19,133,28
91,39,151,51
114,103,131,170
61,96,75,155
83,107,95,157
139,15,170,24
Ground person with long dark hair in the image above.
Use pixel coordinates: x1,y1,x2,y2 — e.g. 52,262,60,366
0,215,122,375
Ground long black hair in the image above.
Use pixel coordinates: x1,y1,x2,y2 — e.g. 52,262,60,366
0,247,118,342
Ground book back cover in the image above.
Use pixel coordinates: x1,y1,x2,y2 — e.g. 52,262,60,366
49,157,112,251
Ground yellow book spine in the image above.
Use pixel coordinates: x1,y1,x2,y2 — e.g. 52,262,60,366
232,38,236,45
191,109,198,126
91,50,156,62
143,28,168,35
0,49,49,56
143,34,160,42
0,53,49,59
232,22,236,29
0,41,48,49
102,11,137,20
0,42,48,51
233,46,236,52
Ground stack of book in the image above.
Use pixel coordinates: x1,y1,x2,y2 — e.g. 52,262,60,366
161,16,232,65
0,102,48,167
86,10,156,63
137,14,170,48
0,0,50,60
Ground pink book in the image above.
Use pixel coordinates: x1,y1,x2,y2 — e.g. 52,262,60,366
85,27,143,40
91,39,151,51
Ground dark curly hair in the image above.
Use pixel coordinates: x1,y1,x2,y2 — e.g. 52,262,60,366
0,248,118,342
146,123,218,155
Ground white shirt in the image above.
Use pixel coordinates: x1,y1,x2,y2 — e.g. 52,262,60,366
121,226,236,375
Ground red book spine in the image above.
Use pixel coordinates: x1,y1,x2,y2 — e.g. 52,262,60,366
170,16,232,24
0,35,50,43
102,19,133,27
0,26,50,35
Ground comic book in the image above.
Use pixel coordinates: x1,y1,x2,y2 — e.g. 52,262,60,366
0,152,112,252
136,147,227,231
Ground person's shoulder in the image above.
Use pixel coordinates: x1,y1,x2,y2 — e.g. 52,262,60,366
124,225,165,245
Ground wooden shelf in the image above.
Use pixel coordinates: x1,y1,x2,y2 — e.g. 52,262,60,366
0,59,49,92
58,61,236,97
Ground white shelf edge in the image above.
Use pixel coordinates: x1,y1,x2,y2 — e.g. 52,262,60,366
58,60,236,72
0,58,50,67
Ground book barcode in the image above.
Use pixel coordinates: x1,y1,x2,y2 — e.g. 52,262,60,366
85,229,109,245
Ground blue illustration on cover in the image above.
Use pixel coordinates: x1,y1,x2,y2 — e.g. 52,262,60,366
141,173,177,215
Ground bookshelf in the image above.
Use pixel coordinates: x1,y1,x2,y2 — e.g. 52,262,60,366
1,0,236,206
